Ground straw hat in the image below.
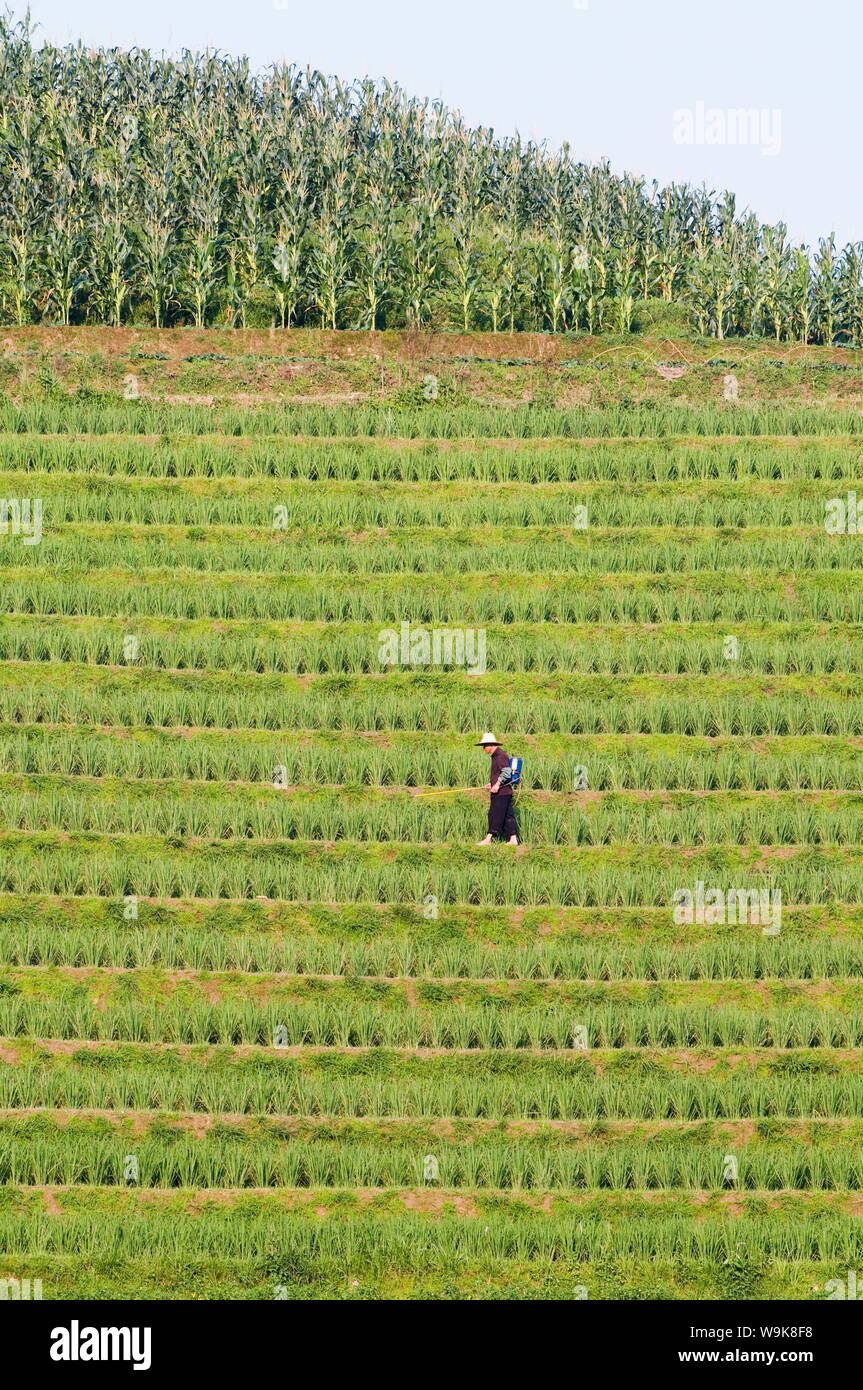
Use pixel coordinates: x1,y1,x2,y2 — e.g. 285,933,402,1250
476,732,500,746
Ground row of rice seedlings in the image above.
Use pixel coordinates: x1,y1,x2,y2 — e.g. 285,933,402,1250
3,1055,863,1120
5,433,863,482
10,473,861,528
0,834,843,904
6,673,863,738
5,396,863,439
0,838,841,904
0,998,861,1047
8,570,863,624
7,618,863,677
9,530,863,577
10,777,863,846
1,1202,863,1263
3,925,861,981
4,1133,863,1190
3,725,860,791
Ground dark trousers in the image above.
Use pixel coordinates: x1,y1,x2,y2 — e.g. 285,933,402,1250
488,794,518,841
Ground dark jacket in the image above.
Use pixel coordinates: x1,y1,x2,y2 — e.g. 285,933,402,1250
489,747,513,797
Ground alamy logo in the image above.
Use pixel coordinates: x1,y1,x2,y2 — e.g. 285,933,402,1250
825,492,863,535
0,498,42,545
50,1321,152,1371
0,1276,42,1299
673,102,782,157
672,881,781,934
378,622,487,675
825,1271,863,1299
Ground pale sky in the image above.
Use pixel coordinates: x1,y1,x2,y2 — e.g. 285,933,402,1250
10,0,860,250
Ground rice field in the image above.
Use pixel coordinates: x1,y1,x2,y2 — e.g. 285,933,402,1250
3,329,863,1300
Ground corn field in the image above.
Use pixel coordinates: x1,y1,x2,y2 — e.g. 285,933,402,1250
2,15,863,342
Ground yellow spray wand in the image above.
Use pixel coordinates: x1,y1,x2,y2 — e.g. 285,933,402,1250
413,787,474,798
414,787,522,800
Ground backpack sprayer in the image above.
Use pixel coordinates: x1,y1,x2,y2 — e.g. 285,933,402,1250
501,756,523,789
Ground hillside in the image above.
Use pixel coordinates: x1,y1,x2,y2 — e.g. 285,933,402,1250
1,329,863,1299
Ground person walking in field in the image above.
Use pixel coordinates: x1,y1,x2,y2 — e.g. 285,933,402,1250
475,732,519,846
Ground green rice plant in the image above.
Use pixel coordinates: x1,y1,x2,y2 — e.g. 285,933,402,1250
3,920,863,980
1,725,860,791
8,774,863,847
6,434,863,485
8,526,863,581
1,1190,863,1265
1,985,863,1049
7,396,863,440
4,472,859,531
6,667,863,738
3,1043,863,1119
8,567,863,626
3,1119,863,1190
7,615,863,678
0,828,850,905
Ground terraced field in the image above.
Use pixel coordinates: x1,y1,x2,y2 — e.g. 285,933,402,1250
4,330,863,1299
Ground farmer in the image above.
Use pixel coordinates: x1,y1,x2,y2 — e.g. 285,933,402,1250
475,732,519,846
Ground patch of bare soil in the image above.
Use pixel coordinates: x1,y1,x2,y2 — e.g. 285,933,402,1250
556,384,594,407
400,1190,478,1216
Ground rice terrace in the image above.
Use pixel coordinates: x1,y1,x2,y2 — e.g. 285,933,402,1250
4,17,863,1307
